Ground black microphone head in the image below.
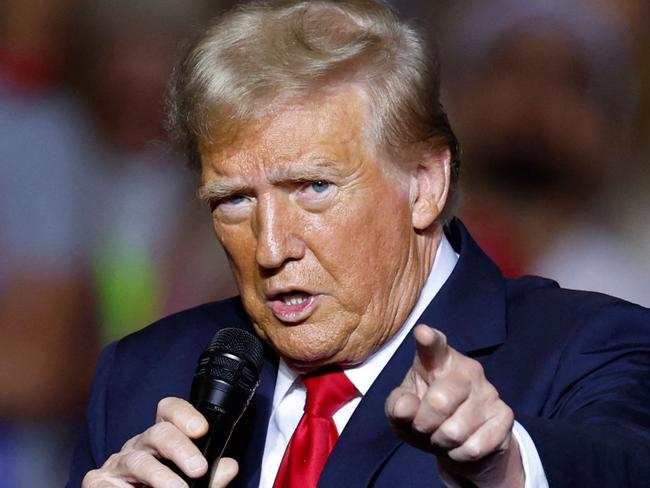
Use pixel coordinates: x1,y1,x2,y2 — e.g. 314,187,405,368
206,327,264,375
193,328,264,400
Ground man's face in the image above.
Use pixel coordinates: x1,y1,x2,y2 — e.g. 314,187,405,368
200,89,433,371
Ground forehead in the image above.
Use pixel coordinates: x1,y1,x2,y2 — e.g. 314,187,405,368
199,87,378,177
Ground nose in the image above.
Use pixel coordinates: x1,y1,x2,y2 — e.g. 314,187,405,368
255,192,305,269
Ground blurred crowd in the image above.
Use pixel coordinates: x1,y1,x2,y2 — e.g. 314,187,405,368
0,0,648,485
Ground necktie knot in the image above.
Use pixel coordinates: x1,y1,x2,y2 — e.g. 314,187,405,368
303,366,359,418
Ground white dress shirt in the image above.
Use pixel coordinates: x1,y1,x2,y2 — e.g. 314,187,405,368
258,236,548,488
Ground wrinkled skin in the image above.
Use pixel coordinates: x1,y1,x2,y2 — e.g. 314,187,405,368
199,87,447,372
85,88,523,487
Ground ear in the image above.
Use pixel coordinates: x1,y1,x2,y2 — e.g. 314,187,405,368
409,148,451,230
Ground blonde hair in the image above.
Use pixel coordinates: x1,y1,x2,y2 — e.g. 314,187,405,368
166,0,460,215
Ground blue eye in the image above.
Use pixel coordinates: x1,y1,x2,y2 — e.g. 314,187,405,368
310,181,330,193
227,195,247,205
210,194,247,211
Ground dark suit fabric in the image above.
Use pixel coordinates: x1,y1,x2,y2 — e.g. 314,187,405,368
68,221,650,487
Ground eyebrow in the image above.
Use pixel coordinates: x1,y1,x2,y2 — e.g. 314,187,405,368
268,161,341,184
197,158,344,201
197,181,252,201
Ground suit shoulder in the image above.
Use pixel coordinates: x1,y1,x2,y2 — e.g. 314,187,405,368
504,274,650,341
486,275,650,419
506,274,647,312
116,297,248,347
110,296,251,370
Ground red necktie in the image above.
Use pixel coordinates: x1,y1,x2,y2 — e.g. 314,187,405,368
273,367,360,488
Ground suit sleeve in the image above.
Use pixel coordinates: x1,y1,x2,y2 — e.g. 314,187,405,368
519,302,650,487
66,342,118,488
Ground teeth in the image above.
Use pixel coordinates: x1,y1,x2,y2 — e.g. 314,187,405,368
282,293,309,306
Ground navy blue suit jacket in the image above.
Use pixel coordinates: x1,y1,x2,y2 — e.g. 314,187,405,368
68,221,650,487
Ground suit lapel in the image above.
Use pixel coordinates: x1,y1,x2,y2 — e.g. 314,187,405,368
319,220,508,487
425,219,507,355
319,331,416,488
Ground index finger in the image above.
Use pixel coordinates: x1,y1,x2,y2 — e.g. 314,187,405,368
156,396,209,439
413,324,450,373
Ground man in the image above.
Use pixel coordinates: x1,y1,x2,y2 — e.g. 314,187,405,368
69,1,650,487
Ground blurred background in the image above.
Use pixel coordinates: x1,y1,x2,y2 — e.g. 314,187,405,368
0,0,648,485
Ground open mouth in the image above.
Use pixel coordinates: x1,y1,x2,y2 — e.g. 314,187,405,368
267,290,318,323
278,292,311,306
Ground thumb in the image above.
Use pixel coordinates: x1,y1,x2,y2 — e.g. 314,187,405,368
209,457,239,488
413,324,450,375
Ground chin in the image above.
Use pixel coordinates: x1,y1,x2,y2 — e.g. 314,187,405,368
262,320,352,370
272,344,338,373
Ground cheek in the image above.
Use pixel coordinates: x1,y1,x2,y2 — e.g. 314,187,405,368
215,223,258,284
313,192,412,287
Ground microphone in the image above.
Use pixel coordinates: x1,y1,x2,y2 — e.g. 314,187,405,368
182,327,264,487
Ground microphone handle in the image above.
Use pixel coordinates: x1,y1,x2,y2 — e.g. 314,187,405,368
164,406,236,488
187,406,237,488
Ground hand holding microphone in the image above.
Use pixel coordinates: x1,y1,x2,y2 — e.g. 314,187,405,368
82,328,263,488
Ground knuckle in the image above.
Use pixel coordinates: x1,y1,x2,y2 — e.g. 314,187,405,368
81,470,101,487
167,437,192,460
478,382,499,403
103,451,124,470
121,434,141,451
464,441,485,461
412,415,433,434
87,479,112,488
157,396,175,414
500,403,515,426
486,406,514,439
123,450,150,473
385,389,402,414
466,359,485,379
439,421,464,445
425,389,453,414
435,330,448,349
487,383,499,401
149,421,177,445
